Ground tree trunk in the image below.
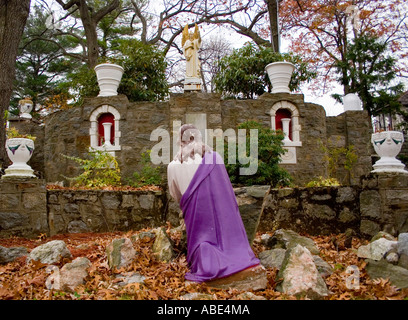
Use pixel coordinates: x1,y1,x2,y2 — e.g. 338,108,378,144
265,0,280,53
0,0,31,170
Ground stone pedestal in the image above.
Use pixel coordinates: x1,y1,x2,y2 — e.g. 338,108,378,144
205,265,268,291
184,77,201,91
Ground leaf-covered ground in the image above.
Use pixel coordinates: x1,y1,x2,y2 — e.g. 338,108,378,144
0,226,407,300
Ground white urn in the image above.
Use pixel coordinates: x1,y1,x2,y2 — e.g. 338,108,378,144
371,130,407,173
343,93,363,111
2,138,36,178
94,63,124,97
265,61,295,94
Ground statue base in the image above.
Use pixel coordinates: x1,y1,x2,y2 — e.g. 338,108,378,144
184,77,202,91
205,264,267,291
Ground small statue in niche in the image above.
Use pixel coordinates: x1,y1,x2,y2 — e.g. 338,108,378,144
182,24,201,80
18,97,34,119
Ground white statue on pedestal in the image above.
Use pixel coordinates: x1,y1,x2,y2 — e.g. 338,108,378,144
182,24,202,91
18,97,33,119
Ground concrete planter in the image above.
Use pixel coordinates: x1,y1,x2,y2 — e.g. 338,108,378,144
94,63,124,97
3,138,36,178
265,61,295,93
371,131,407,173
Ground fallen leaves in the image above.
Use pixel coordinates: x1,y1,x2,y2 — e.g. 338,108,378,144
0,229,407,300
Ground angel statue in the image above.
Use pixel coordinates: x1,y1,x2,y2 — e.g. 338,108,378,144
182,24,201,80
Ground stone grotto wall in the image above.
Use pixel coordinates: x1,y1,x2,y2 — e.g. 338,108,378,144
8,92,374,187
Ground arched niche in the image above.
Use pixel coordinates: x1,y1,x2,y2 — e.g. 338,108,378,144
89,105,121,152
270,101,302,164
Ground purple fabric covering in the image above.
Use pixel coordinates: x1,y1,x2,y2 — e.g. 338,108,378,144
180,151,260,282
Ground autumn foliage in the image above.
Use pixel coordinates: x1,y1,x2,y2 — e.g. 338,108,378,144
279,0,408,94
1,227,407,300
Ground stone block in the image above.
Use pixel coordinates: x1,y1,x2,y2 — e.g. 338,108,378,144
360,190,382,219
0,212,28,230
0,193,20,211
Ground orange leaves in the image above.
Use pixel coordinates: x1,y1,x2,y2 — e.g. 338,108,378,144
1,230,408,300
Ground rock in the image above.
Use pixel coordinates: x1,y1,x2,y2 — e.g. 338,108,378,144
106,238,137,269
152,227,175,262
366,259,408,289
267,229,320,255
397,233,408,269
259,248,286,269
27,240,72,265
277,245,329,299
46,257,91,292
385,252,399,265
344,228,357,248
357,238,398,261
206,265,268,291
313,255,334,278
234,186,266,245
371,231,396,242
67,220,89,233
138,231,156,241
0,245,28,264
260,233,272,246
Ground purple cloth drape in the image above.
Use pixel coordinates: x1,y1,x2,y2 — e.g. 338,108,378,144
180,151,260,282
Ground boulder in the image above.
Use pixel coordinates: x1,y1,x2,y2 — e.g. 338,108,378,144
366,259,408,289
259,248,286,269
46,257,91,292
106,238,137,269
234,186,268,245
152,227,175,262
276,245,329,299
266,229,320,255
357,238,398,261
371,231,396,242
313,255,334,278
0,245,27,264
27,240,72,265
397,233,408,269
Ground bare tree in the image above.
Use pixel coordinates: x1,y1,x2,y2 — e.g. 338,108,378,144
199,35,232,92
0,0,31,169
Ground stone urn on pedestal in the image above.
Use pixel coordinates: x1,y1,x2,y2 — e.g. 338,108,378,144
265,61,295,93
94,63,124,97
3,137,36,179
371,130,407,173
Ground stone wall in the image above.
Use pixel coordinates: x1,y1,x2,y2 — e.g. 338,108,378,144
1,173,406,239
260,172,408,238
326,110,373,185
8,92,374,187
0,179,47,238
360,173,408,237
47,188,166,236
259,185,361,236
